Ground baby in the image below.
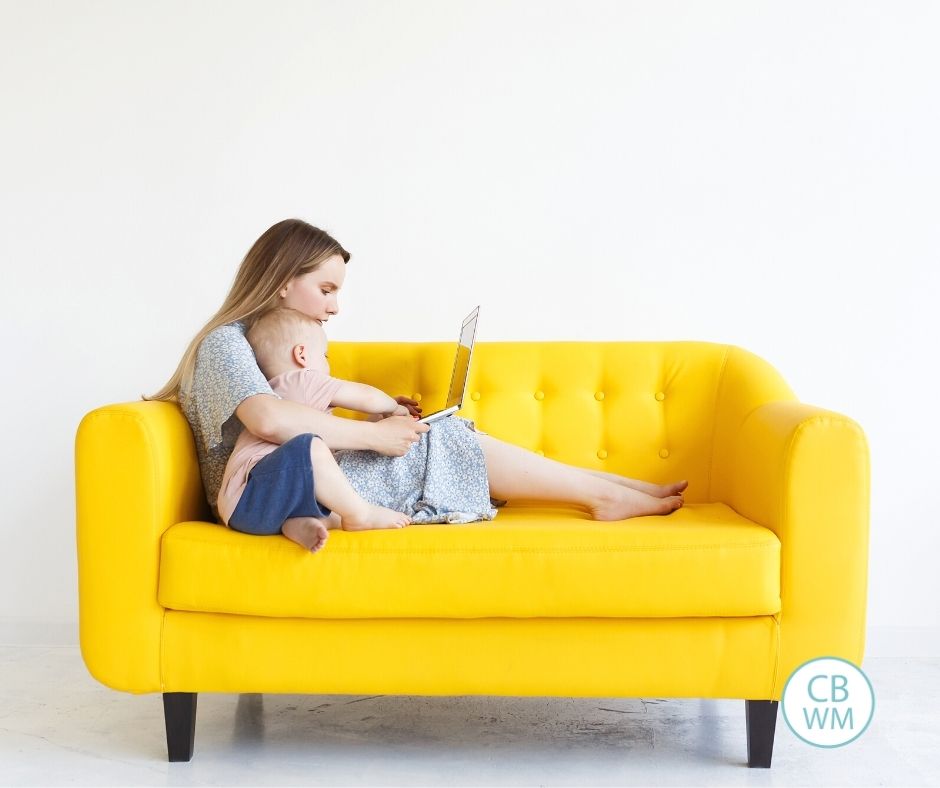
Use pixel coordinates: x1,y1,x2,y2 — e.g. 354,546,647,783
218,307,416,553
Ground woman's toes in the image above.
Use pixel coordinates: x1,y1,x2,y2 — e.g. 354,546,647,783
665,480,688,496
658,495,683,514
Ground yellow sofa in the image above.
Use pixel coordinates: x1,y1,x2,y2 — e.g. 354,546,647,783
75,341,870,767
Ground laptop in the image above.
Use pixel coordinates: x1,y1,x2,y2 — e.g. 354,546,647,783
417,306,481,425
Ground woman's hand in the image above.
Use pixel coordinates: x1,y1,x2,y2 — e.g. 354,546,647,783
394,395,423,419
370,415,430,456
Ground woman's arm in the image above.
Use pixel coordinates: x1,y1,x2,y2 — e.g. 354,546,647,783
236,394,427,455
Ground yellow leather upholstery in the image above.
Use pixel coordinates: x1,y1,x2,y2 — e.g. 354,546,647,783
76,401,210,693
162,612,779,698
158,505,781,619
76,341,869,701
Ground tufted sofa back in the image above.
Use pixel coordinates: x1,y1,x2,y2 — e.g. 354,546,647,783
327,340,797,504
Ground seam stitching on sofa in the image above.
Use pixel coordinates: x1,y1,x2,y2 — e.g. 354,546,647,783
163,539,777,554
159,607,781,617
90,410,165,692
160,609,166,692
706,344,731,503
771,613,781,698
138,412,164,692
774,412,803,696
155,610,782,620
776,412,832,695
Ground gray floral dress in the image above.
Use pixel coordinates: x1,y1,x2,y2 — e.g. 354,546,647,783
334,416,499,524
181,320,501,526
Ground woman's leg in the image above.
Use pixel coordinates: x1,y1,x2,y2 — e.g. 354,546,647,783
475,433,683,520
580,469,688,498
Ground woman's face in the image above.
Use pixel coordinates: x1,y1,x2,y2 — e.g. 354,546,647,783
279,254,346,324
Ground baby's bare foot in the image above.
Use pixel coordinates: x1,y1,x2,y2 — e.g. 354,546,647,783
341,502,411,532
661,494,684,513
589,484,684,521
281,516,330,553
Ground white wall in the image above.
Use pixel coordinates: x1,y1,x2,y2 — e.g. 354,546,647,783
1,1,937,646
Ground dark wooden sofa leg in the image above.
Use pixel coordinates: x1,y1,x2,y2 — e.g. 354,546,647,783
745,699,778,768
163,692,197,762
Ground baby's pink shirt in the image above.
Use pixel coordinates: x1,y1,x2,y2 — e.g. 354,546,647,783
217,367,344,527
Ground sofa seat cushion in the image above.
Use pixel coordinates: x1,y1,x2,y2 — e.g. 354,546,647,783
158,502,780,619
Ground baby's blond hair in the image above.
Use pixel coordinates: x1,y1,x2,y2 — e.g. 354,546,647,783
246,307,324,379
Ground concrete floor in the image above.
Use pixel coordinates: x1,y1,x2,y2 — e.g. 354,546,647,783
1,646,937,787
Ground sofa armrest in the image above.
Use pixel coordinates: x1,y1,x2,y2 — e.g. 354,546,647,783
75,401,209,693
713,399,871,697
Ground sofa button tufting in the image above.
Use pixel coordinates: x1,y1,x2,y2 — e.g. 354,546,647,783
413,393,422,402
659,448,670,458
471,392,481,401
655,391,665,401
595,391,605,401
597,449,608,460
534,390,545,400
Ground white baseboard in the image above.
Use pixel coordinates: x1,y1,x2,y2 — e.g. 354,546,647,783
2,618,937,658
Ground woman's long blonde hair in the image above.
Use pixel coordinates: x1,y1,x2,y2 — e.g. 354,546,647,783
143,219,350,404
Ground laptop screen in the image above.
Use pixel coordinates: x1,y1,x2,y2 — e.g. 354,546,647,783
444,307,480,409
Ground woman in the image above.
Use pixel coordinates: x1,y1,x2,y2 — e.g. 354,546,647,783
145,219,687,545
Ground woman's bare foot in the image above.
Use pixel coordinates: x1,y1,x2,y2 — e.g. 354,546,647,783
281,516,330,553
584,470,688,498
588,484,684,521
657,479,689,497
341,502,411,532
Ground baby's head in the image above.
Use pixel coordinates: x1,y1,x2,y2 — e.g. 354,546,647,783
246,307,328,380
